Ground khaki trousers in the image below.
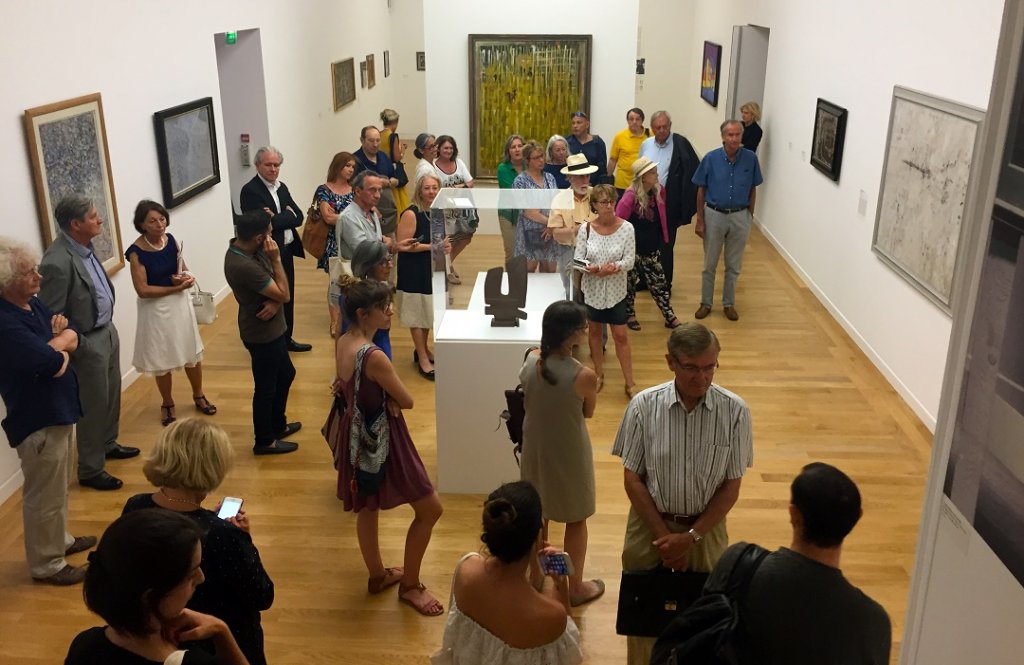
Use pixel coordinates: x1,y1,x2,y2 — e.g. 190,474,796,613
620,506,729,665
498,215,516,265
17,425,75,578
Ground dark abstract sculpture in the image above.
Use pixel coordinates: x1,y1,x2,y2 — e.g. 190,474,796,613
484,255,528,327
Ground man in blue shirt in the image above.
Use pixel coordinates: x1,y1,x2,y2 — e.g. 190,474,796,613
39,195,139,491
691,120,764,321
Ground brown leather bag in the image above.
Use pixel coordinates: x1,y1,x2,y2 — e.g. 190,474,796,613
301,196,329,260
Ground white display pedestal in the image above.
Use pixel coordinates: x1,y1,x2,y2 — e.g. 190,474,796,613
434,273,564,494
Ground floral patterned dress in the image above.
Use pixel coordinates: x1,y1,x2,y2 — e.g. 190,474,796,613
315,184,354,272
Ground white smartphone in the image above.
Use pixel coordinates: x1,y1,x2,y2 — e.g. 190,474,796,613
217,497,244,520
538,552,575,577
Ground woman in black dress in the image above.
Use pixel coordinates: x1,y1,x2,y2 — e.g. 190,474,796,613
397,173,442,379
121,419,274,665
741,101,763,152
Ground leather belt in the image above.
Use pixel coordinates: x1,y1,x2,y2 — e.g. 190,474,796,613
707,204,747,214
660,512,700,526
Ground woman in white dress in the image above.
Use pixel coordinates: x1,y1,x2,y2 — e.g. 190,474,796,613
432,481,583,665
125,200,213,426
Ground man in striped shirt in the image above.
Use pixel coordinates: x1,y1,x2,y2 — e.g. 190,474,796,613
612,322,753,665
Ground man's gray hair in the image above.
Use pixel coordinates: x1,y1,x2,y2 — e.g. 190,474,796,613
720,119,743,135
54,194,94,231
352,169,378,190
0,236,39,293
254,146,283,166
651,110,672,125
667,322,720,359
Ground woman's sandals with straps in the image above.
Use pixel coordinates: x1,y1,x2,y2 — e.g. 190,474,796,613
368,567,404,594
399,582,444,616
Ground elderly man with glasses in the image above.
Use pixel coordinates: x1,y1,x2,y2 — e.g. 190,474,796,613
611,321,753,665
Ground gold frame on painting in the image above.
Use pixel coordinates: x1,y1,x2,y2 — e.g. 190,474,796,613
468,34,592,179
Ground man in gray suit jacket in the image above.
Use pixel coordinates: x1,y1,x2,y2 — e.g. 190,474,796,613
39,194,138,490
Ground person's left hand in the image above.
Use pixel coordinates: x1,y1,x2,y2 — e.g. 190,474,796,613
385,396,402,417
541,227,554,241
50,314,68,335
256,300,281,321
226,509,250,534
397,237,418,251
653,532,693,570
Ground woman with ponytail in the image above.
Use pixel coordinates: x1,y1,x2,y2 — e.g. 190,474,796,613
516,301,604,608
431,481,583,664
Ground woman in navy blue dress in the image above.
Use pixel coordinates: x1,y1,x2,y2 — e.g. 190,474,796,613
125,200,213,426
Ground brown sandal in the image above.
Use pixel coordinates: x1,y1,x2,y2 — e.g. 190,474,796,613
398,582,444,616
193,395,217,416
368,567,404,594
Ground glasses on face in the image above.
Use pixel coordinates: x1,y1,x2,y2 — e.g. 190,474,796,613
594,199,615,206
18,265,41,278
673,359,719,376
377,256,394,266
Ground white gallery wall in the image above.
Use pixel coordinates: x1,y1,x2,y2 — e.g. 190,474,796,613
421,0,639,172
635,0,1005,429
0,0,415,501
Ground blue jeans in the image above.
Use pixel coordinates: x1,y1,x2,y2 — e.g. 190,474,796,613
701,207,752,307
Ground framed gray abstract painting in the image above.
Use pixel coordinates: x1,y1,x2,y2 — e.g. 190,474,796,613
153,97,221,209
872,86,985,312
24,93,125,275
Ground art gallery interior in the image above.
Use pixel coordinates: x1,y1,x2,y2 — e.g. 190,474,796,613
1,0,1023,663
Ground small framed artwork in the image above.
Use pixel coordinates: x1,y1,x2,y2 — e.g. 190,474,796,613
360,60,367,88
332,58,356,110
23,92,125,274
153,97,222,209
700,41,722,107
416,51,426,71
384,50,390,78
810,98,848,181
366,53,376,89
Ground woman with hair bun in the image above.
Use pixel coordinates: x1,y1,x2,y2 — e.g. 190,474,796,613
432,481,583,664
519,301,604,607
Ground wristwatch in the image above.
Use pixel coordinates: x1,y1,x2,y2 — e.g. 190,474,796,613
688,528,703,544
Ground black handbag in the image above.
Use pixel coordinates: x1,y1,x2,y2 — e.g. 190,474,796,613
615,567,709,637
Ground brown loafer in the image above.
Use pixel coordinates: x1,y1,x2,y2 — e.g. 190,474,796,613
34,563,87,586
65,535,97,556
694,304,711,319
724,306,739,321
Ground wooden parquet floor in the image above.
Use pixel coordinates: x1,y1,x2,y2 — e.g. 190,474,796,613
0,226,931,664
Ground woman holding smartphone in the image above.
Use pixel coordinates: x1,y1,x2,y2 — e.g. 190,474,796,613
335,280,444,616
431,481,583,664
121,418,274,665
397,173,442,380
519,301,604,607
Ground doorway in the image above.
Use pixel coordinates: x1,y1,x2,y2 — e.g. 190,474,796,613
725,25,770,124
213,29,271,212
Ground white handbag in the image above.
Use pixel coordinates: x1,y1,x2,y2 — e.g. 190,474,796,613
190,280,216,325
328,256,353,283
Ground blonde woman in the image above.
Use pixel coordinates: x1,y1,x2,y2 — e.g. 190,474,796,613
397,173,442,379
741,101,763,152
121,418,274,665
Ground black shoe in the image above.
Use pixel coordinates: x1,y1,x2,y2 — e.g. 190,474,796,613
278,422,302,438
287,339,313,352
105,443,140,460
79,471,123,491
253,440,299,455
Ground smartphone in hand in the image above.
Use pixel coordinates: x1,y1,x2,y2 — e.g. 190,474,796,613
217,497,244,520
538,552,575,577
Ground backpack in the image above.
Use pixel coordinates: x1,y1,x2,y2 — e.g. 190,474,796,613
498,347,538,465
650,542,770,665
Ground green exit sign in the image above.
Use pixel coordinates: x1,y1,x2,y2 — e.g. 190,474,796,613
225,32,237,45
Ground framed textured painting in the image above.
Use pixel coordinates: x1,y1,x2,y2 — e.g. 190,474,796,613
24,93,124,275
153,97,221,209
700,41,722,107
416,51,426,71
872,86,985,312
384,50,390,78
468,34,592,179
810,98,848,181
366,53,376,89
332,58,356,110
360,60,367,89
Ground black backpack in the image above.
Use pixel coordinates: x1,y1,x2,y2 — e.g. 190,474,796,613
498,347,538,465
650,542,770,665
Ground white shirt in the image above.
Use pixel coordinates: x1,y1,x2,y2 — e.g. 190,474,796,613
258,174,294,246
640,136,674,187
